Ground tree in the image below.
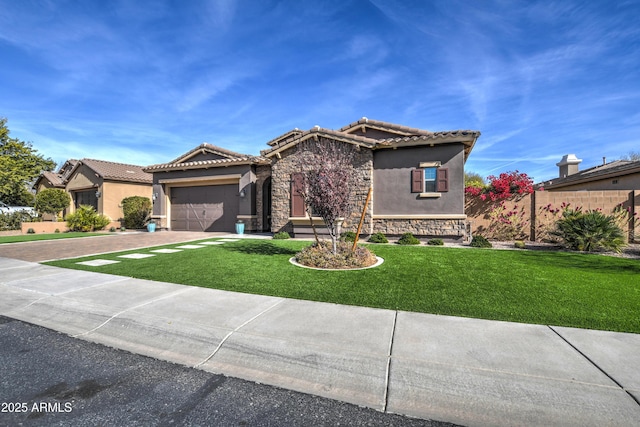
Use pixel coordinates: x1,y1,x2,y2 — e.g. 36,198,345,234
0,118,56,205
35,188,71,219
464,171,486,188
296,138,357,254
620,151,640,161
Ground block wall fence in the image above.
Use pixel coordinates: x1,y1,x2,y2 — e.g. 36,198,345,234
466,190,639,243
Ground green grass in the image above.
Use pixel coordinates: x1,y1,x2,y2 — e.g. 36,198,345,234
0,232,107,244
44,239,640,333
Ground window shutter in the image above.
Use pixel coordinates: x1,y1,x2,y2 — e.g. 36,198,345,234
411,169,423,193
437,168,449,192
290,173,306,217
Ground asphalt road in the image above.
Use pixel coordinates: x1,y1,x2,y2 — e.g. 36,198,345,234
0,316,458,427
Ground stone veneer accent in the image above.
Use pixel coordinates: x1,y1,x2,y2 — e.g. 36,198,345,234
270,140,374,235
372,218,467,238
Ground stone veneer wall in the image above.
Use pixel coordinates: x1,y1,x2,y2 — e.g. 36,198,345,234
372,218,467,238
270,140,373,235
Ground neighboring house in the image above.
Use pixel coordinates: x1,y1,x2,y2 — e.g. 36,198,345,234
538,154,640,191
34,159,152,222
145,118,480,239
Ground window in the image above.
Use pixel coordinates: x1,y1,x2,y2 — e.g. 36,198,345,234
411,167,448,193
424,167,437,192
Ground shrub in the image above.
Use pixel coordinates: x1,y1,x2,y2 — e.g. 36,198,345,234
514,240,526,249
54,228,60,234
339,231,357,242
470,235,493,248
65,205,110,232
109,227,117,232
368,232,388,244
273,231,290,239
27,228,35,234
34,189,70,218
121,196,152,229
120,227,126,232
0,211,34,231
427,238,444,246
553,209,626,253
397,232,420,245
295,241,377,269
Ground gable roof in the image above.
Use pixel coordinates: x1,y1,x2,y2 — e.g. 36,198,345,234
70,159,152,184
145,143,270,172
261,118,480,160
539,159,640,189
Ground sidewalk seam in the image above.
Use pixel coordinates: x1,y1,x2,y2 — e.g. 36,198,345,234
71,287,192,338
549,325,640,407
382,310,398,413
193,299,285,369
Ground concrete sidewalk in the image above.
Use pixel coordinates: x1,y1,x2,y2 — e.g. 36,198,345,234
1,256,639,426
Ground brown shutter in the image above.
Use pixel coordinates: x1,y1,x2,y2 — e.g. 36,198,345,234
411,169,423,193
291,173,305,217
437,168,449,192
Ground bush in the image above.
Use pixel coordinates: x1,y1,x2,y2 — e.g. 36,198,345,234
427,238,444,246
295,241,377,269
65,205,110,232
35,189,70,218
339,231,357,242
27,228,35,234
273,231,290,240
470,235,493,248
368,232,388,244
109,227,117,232
397,232,420,245
514,240,526,249
553,209,626,253
54,228,60,233
0,211,34,231
121,196,152,229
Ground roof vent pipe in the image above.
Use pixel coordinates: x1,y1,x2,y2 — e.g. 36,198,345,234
603,157,606,165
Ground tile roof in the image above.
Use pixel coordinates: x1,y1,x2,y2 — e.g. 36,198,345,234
37,171,66,188
539,160,640,189
76,159,152,184
145,143,270,172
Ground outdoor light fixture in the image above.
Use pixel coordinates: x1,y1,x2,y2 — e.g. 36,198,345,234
239,189,246,198
95,191,102,198
152,192,158,202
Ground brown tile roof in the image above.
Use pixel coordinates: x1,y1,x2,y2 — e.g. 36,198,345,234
75,159,152,184
261,119,480,159
40,171,66,187
145,143,270,172
539,160,640,189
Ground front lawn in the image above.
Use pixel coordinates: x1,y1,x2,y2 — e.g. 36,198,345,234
0,232,107,244
45,239,640,333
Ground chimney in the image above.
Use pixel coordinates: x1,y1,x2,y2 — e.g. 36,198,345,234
556,154,582,178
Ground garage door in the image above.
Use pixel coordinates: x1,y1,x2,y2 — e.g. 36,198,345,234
170,185,238,232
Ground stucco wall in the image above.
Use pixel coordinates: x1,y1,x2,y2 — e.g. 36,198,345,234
101,181,152,222
372,144,465,215
66,164,100,191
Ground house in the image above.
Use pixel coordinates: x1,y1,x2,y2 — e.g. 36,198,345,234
144,118,480,238
34,158,153,222
539,154,640,191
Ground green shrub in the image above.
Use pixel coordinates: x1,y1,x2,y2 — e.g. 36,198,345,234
65,205,110,232
121,196,152,229
26,228,35,234
34,189,71,218
470,235,493,248
368,232,388,244
339,231,357,242
120,227,126,232
109,227,117,232
514,240,526,249
427,238,444,246
553,209,626,253
397,232,420,245
295,241,377,269
273,231,290,240
54,228,60,234
0,211,34,231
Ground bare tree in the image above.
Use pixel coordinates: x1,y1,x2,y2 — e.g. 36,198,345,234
620,151,640,161
295,138,356,254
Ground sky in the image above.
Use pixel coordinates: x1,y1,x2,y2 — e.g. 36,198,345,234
1,0,639,183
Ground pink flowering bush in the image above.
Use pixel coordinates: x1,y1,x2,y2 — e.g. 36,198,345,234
465,171,534,201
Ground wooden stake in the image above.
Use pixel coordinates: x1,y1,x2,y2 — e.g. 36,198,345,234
352,186,373,252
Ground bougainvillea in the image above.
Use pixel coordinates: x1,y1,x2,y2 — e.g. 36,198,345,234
465,170,534,201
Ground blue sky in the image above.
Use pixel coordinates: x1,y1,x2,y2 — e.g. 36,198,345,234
1,0,639,182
